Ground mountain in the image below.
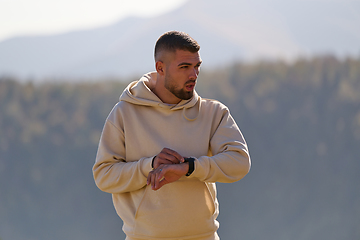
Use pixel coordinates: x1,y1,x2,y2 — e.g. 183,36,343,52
0,0,359,80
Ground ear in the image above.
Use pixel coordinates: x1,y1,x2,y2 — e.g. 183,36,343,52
156,61,165,75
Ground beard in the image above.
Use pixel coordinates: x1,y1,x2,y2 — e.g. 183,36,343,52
164,74,194,100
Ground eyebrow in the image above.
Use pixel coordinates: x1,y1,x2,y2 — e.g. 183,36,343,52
178,61,202,67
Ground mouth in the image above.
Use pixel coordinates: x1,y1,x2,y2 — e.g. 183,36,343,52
185,81,196,91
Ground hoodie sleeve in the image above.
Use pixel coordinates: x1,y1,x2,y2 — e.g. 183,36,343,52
92,104,153,194
189,106,251,183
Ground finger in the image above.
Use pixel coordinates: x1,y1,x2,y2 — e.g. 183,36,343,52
151,171,156,189
147,170,153,185
156,157,175,165
149,168,159,189
154,173,170,190
151,165,162,189
158,152,177,162
154,174,159,190
153,158,174,169
157,167,165,180
153,167,165,190
153,152,176,169
162,148,184,163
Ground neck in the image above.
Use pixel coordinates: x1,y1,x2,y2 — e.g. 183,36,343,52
152,73,181,104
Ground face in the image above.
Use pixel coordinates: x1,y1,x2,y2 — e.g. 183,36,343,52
164,49,202,101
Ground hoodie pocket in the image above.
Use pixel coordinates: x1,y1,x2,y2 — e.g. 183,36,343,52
133,179,217,238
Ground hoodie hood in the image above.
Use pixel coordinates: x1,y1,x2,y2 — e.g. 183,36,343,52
119,72,200,113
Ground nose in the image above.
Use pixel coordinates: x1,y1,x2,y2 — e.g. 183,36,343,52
189,67,199,80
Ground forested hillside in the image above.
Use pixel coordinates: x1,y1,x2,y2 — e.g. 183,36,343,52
1,55,359,240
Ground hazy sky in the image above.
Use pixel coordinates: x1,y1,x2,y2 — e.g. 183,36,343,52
0,0,187,42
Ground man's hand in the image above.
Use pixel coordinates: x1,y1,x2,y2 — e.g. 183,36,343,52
152,148,184,169
147,163,189,190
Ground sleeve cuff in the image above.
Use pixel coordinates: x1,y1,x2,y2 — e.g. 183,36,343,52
186,156,208,181
140,156,154,177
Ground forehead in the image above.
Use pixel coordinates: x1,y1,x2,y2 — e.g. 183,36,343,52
171,49,201,64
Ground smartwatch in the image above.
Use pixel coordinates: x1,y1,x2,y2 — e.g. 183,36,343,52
183,157,195,176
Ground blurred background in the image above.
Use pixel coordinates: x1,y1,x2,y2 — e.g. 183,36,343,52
0,0,359,239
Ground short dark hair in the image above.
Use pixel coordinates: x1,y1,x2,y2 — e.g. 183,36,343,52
154,31,200,60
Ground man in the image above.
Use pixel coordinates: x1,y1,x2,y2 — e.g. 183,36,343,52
93,31,251,240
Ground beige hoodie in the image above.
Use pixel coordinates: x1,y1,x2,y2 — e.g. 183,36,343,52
93,72,251,239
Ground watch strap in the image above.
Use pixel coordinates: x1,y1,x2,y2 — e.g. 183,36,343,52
184,157,195,176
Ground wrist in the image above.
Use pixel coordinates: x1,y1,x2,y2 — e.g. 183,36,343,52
151,155,156,169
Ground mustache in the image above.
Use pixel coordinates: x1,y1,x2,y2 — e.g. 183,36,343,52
185,80,196,84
